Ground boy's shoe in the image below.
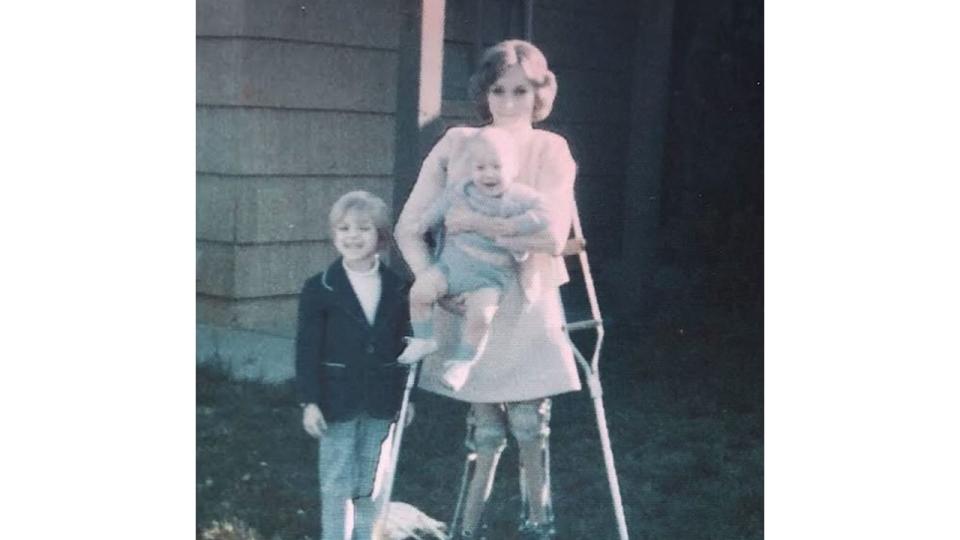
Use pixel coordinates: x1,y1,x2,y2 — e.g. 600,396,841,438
452,523,488,540
397,337,438,364
519,527,556,539
440,360,473,391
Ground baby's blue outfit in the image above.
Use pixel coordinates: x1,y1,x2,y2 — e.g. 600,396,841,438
423,179,548,295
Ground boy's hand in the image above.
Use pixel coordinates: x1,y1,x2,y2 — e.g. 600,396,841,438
302,404,327,439
404,403,416,427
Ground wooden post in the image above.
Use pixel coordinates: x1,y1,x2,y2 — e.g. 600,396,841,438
391,0,446,275
419,0,446,129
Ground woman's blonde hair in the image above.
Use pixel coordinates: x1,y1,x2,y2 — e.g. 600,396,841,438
468,39,558,124
328,190,393,250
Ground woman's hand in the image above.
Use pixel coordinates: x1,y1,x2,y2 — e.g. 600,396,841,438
437,293,468,315
443,203,477,234
446,204,515,238
495,229,564,256
302,404,327,439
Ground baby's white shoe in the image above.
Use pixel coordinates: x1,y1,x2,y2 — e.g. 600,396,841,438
398,338,438,364
441,361,473,391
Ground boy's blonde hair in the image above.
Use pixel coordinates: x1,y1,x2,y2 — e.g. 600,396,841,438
329,190,393,250
468,39,558,123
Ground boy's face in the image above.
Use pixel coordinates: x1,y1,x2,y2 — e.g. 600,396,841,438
333,209,379,269
470,139,518,197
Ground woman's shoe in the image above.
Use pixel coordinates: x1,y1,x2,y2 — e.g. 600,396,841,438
519,520,556,540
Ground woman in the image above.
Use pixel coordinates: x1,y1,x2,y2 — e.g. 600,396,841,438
395,40,579,540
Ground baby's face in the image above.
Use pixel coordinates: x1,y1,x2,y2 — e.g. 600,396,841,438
470,139,517,197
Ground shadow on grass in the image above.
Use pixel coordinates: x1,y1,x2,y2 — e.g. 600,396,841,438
197,311,762,540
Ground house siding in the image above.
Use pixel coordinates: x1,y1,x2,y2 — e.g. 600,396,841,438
196,0,402,338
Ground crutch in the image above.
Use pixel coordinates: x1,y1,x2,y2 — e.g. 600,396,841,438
375,359,421,532
558,199,630,540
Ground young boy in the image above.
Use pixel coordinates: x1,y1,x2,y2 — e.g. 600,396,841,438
295,191,412,540
397,127,549,391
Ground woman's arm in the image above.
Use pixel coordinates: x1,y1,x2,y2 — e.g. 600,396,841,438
395,130,458,276
501,185,550,236
495,135,577,255
444,202,513,237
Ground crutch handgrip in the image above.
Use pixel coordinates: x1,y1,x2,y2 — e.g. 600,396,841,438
561,237,587,256
563,319,603,332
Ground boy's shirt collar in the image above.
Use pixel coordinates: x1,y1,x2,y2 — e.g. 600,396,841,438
321,257,405,330
341,254,380,277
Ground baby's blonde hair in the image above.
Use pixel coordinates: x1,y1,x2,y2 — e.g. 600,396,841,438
466,127,520,180
328,190,393,250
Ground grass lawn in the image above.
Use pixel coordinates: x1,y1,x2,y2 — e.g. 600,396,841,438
197,310,762,540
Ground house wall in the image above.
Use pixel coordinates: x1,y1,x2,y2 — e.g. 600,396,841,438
196,0,403,337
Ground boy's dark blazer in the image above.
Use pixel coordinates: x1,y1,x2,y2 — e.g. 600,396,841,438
295,258,412,423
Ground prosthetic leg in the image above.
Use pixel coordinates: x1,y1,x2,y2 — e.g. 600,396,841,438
450,405,508,539
515,400,554,539
449,202,630,540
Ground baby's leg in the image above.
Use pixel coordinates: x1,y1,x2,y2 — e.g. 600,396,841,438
453,287,501,361
408,266,448,337
441,288,501,391
398,267,447,364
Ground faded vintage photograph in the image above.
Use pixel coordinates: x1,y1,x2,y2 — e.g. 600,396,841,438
196,1,762,539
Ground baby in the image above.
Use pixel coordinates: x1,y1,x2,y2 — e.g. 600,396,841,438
398,127,548,390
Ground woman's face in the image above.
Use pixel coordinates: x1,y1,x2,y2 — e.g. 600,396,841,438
486,63,535,127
